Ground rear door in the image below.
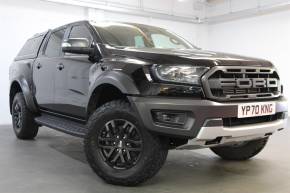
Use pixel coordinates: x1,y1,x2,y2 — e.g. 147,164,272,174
33,28,66,110
53,24,95,118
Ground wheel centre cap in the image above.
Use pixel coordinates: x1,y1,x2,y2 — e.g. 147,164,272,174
117,140,124,148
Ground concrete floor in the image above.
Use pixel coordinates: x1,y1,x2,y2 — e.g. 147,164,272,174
0,123,290,193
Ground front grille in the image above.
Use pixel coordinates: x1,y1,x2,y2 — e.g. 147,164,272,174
223,112,284,127
202,66,281,101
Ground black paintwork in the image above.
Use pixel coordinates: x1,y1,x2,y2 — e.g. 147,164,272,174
108,47,273,67
9,20,275,136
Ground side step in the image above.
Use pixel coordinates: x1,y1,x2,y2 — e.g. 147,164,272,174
35,114,88,138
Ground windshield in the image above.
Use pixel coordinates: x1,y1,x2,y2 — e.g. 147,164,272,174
94,23,194,49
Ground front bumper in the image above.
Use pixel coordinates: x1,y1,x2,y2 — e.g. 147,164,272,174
129,96,288,141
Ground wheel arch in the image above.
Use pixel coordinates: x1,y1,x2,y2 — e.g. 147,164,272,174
9,77,38,114
89,71,140,96
86,71,140,118
86,83,128,118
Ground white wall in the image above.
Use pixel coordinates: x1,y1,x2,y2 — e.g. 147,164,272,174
207,9,290,99
0,0,205,124
87,9,206,46
206,0,289,17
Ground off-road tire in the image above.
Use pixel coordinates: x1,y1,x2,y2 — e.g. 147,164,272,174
210,138,269,161
11,93,39,139
84,100,168,186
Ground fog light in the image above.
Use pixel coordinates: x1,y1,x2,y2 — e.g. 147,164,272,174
152,111,187,126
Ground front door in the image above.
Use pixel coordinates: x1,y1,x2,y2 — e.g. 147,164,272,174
53,25,94,118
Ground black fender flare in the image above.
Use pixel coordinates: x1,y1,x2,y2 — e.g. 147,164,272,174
86,71,140,115
10,76,38,113
88,71,140,97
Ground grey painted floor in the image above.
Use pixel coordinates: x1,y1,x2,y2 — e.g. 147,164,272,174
0,123,290,193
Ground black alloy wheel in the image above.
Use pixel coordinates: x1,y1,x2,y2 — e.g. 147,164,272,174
98,119,143,169
12,102,22,130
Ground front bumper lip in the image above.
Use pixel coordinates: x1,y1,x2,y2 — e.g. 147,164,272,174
177,118,287,150
198,118,287,140
129,96,288,138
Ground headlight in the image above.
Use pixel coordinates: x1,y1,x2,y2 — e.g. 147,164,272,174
153,65,209,85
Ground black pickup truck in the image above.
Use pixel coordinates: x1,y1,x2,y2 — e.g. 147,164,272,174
9,20,288,186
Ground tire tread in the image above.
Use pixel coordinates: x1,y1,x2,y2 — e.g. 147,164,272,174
84,100,168,186
210,138,268,161
12,93,38,140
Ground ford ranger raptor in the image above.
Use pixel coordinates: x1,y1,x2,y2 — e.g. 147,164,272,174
9,20,288,186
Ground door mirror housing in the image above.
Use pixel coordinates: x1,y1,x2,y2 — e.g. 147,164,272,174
62,38,94,55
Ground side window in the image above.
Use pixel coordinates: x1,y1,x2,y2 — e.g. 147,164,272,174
44,29,65,57
134,36,145,48
69,25,92,44
17,35,44,59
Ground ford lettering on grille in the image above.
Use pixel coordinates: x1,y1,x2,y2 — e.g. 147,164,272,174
202,67,281,101
218,78,278,89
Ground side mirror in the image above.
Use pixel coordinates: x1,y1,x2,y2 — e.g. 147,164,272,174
62,38,94,55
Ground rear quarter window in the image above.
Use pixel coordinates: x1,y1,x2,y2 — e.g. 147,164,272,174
15,35,44,60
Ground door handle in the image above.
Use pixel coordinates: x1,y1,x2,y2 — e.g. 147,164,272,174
57,63,64,71
36,63,42,69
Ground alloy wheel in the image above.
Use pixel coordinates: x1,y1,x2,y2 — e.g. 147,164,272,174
13,103,22,130
98,119,143,169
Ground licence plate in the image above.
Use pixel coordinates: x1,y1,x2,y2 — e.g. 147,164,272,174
238,102,276,118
